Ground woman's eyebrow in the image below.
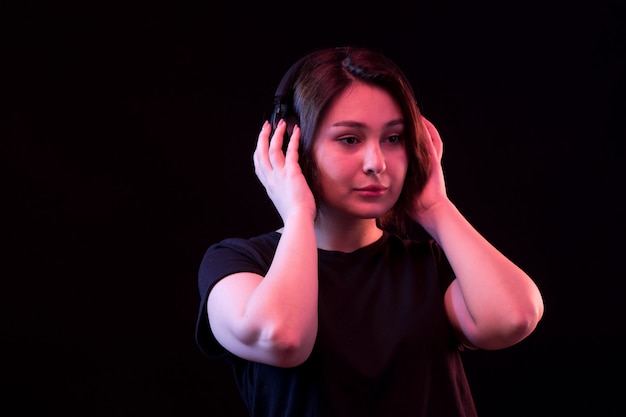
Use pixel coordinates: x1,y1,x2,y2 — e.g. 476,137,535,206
331,119,404,128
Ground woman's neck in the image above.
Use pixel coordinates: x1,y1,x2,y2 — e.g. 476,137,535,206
313,215,383,253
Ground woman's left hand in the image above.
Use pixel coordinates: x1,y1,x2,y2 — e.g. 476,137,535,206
411,117,449,224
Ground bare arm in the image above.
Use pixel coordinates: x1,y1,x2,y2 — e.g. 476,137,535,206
412,118,544,350
207,121,319,367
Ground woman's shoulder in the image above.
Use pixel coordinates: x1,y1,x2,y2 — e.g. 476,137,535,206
199,231,281,285
205,230,282,261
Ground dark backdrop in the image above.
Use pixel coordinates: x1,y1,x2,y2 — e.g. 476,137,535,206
3,2,624,416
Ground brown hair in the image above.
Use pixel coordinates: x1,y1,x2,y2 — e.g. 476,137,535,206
288,46,431,236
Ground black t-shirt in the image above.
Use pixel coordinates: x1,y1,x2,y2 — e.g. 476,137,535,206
195,231,477,417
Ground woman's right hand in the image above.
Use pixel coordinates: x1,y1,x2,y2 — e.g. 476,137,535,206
253,120,317,223
209,119,319,367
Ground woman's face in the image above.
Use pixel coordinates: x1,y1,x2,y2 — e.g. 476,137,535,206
312,82,408,221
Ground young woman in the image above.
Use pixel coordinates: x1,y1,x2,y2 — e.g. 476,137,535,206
195,46,544,416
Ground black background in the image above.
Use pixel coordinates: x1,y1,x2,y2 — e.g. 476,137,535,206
3,1,625,416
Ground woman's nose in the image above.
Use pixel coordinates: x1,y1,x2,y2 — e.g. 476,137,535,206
363,143,386,175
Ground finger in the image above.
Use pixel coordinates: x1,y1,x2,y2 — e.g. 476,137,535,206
253,121,272,179
421,116,443,161
285,124,300,164
268,119,287,166
254,121,271,166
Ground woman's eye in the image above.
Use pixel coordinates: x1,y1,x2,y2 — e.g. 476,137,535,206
386,135,402,144
339,136,359,145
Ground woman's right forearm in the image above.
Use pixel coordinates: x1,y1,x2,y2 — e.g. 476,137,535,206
243,210,319,365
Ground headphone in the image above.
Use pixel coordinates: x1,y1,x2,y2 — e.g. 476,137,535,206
270,55,308,144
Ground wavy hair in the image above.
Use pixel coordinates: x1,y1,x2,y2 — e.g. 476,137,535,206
288,46,431,236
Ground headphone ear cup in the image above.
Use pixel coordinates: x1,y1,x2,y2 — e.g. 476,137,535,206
271,109,297,152
270,55,308,151
270,102,286,132
271,96,299,152
284,113,298,138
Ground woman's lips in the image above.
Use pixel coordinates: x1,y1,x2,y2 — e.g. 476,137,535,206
355,185,388,197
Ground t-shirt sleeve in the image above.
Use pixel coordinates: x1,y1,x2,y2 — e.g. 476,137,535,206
430,240,456,293
194,235,277,359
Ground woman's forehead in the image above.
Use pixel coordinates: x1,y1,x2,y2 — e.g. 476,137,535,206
320,83,402,128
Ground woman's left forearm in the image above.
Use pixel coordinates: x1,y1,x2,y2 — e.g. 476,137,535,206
415,199,545,345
